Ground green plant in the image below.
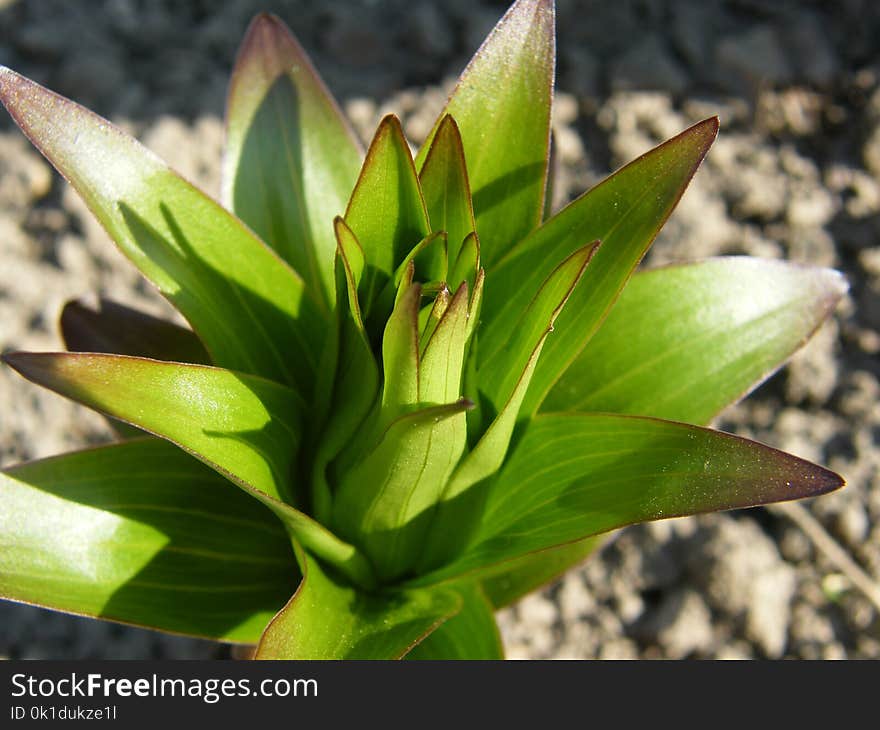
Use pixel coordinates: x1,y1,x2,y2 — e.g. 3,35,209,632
0,0,846,660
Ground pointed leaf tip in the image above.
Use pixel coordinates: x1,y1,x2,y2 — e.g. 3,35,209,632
345,113,430,313
416,0,555,266
417,413,846,585
223,12,362,307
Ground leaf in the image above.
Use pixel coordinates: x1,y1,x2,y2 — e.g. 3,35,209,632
480,536,606,609
420,282,471,404
414,412,844,585
60,298,211,439
418,115,477,268
61,299,210,364
406,582,503,659
255,542,461,659
332,400,473,582
345,115,430,314
483,117,719,416
423,242,599,566
0,438,297,643
449,231,481,295
222,13,363,310
333,217,369,329
419,286,451,354
487,258,847,608
309,227,380,523
379,277,422,424
2,352,374,586
478,241,599,413
415,0,554,267
0,66,322,393
544,258,849,424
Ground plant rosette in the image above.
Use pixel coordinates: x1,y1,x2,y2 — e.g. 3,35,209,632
0,0,846,659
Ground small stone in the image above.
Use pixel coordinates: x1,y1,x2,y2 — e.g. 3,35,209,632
716,26,792,92
671,1,716,70
0,135,53,213
643,589,714,659
837,501,869,545
517,593,558,628
597,638,639,660
559,573,595,622
610,36,688,95
826,165,880,219
406,3,454,60
696,517,796,655
746,566,796,657
562,46,599,100
863,125,880,180
781,13,838,86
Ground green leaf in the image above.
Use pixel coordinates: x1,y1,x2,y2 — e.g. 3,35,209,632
3,352,374,586
414,412,844,585
0,438,297,643
332,400,473,582
483,117,719,416
418,115,477,268
544,258,849,424
449,231,481,295
423,243,599,564
345,115,430,314
406,582,503,659
415,0,554,267
332,217,370,331
255,542,461,659
60,299,210,364
478,241,599,413
492,261,846,608
379,277,422,424
0,66,322,393
419,286,451,354
308,228,380,524
487,258,847,608
222,13,363,310
480,536,606,609
420,282,471,404
59,298,211,440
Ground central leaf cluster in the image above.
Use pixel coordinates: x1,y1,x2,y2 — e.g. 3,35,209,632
313,115,559,584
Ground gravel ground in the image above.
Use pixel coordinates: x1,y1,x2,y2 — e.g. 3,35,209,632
1,0,878,659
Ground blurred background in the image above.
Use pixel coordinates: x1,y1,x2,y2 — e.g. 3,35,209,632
0,0,878,658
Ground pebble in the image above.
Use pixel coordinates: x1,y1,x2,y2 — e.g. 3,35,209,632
715,26,793,92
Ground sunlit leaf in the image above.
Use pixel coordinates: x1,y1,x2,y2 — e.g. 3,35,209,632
418,115,477,268
3,352,372,585
415,0,554,266
424,242,600,566
544,258,849,423
345,115,430,315
333,400,472,582
483,117,719,416
222,13,363,309
0,67,323,394
0,438,297,643
478,241,599,414
379,276,422,424
415,412,844,584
